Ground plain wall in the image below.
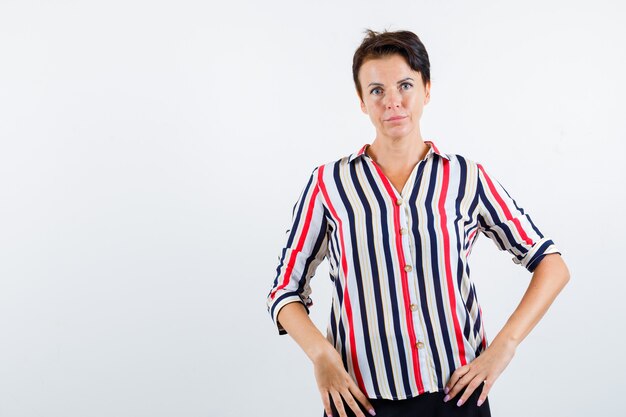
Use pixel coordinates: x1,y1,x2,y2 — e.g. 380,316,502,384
0,1,624,416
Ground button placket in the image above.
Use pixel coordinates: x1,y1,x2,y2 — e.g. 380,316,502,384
415,338,432,391
397,202,413,275
400,157,436,391
398,201,430,385
402,202,435,390
398,202,424,341
367,151,435,390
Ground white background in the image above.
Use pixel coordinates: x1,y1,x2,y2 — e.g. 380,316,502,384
0,1,624,416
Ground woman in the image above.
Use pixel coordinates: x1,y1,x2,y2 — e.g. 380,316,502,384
266,29,570,417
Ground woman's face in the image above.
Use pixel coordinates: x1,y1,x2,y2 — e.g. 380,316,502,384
358,53,430,141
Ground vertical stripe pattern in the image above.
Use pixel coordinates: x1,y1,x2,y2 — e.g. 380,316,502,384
266,140,561,400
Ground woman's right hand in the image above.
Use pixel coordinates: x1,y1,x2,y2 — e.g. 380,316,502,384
312,345,376,417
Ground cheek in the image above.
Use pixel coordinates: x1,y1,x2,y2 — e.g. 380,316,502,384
370,105,384,119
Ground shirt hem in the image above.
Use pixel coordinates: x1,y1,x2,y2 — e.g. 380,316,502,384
366,386,444,401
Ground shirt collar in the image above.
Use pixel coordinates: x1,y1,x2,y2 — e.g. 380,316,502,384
348,140,450,163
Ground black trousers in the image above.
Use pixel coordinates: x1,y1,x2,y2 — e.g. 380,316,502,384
322,384,491,417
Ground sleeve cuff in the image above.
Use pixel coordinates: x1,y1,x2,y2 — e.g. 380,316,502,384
512,237,561,272
268,294,310,335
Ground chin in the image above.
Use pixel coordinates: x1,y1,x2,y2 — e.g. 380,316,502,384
384,126,412,138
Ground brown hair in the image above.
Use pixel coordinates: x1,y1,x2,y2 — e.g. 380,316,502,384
352,29,431,101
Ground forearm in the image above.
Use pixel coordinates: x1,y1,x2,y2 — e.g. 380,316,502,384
491,253,571,349
277,301,335,363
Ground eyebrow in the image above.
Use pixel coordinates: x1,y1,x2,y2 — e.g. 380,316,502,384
367,77,414,87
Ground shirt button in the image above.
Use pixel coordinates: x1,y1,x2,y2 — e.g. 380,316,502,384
396,198,403,205
404,264,413,272
410,303,418,311
415,341,424,349
400,228,408,235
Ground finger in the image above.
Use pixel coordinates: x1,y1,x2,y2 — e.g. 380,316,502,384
455,376,483,407
339,387,366,417
330,390,349,417
348,381,375,416
320,389,334,417
445,370,472,402
445,365,470,395
476,380,492,407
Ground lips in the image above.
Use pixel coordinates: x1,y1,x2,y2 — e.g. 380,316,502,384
386,115,407,121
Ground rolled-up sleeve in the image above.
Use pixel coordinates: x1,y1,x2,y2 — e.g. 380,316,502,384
476,162,561,272
266,166,329,335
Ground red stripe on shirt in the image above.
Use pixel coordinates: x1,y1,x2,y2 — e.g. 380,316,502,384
370,160,425,394
438,159,467,365
317,165,366,392
270,183,321,300
477,164,533,246
466,228,479,257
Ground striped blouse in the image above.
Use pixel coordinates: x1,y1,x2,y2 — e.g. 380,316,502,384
266,140,560,400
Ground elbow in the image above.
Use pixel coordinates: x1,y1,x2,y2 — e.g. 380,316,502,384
556,253,571,284
553,254,571,288
562,264,571,285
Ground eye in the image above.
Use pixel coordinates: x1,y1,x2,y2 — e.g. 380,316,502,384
400,82,413,90
370,87,382,95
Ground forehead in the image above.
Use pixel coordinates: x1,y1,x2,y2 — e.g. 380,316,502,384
359,54,415,82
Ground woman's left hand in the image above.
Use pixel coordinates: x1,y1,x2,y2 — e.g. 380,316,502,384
443,337,517,407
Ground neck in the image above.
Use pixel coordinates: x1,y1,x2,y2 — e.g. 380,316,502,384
366,134,429,170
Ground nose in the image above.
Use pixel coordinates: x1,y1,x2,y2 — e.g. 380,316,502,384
384,89,402,109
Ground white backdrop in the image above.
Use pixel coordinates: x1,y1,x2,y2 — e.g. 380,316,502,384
0,1,624,416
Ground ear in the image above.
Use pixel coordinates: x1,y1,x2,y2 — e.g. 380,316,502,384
359,93,368,114
424,82,431,105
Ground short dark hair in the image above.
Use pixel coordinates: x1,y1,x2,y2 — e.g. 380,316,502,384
352,29,431,101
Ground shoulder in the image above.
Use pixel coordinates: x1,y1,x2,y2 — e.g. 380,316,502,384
309,152,352,180
438,152,485,177
444,151,479,167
